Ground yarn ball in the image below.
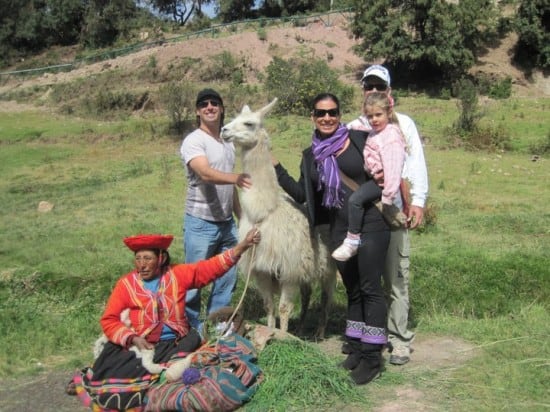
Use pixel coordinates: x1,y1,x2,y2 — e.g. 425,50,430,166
181,367,201,385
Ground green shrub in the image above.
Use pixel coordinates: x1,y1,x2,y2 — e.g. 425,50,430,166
264,56,354,116
226,83,262,113
487,77,512,99
529,131,550,155
200,51,244,83
158,81,195,135
257,27,267,41
453,77,482,133
85,90,137,115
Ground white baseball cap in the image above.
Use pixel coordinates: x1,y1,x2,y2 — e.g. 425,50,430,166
361,65,391,87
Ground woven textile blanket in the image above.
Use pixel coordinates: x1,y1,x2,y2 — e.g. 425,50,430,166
144,333,263,412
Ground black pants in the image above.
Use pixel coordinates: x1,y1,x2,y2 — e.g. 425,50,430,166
337,229,390,343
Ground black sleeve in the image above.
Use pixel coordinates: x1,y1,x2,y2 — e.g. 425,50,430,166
274,161,307,204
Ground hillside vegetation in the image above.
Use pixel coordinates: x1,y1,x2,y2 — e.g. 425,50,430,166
0,10,549,412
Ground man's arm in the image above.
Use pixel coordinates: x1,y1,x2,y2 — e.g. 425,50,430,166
188,156,251,189
397,113,429,229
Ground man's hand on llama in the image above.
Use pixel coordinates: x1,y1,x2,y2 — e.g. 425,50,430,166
235,173,252,189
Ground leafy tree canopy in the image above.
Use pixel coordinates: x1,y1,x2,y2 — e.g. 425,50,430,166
145,0,215,25
514,0,550,70
349,0,501,84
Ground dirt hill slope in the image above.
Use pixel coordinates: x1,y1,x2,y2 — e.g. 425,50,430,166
1,13,547,97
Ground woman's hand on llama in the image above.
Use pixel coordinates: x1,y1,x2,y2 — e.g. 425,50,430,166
232,228,261,257
235,173,252,189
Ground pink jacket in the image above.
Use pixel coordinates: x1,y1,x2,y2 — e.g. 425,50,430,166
364,123,406,205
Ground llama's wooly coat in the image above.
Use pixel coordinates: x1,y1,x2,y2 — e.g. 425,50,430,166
221,99,336,337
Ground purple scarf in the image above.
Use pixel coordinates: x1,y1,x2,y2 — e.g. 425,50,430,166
311,123,349,208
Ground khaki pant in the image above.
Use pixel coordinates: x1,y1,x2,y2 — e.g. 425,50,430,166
383,228,415,349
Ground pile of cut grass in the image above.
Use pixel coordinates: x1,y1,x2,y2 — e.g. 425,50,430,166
247,339,367,411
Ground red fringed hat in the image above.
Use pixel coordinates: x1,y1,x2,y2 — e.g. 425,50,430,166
123,234,174,252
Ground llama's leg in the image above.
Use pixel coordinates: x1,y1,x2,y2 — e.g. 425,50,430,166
315,269,337,340
279,284,297,333
255,273,277,329
297,283,312,337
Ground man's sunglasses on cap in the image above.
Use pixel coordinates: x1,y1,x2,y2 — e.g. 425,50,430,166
197,99,221,108
363,83,388,91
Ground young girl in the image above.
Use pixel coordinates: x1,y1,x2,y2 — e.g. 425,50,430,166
332,92,407,261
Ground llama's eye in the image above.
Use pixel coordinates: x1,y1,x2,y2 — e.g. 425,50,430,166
244,122,254,128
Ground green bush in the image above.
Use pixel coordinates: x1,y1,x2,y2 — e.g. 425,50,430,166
158,81,195,135
529,131,550,155
200,51,244,83
463,125,511,152
85,90,138,115
452,77,482,133
264,56,354,116
257,27,267,41
475,73,512,99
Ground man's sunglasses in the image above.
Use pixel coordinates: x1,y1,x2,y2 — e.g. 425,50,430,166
363,83,388,91
313,108,340,118
197,99,221,109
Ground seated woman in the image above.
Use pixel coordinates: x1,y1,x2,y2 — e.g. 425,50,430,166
69,227,261,411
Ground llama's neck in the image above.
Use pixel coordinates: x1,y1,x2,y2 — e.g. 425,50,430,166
238,130,281,222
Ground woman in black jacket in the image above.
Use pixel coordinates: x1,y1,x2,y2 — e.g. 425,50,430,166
273,93,390,385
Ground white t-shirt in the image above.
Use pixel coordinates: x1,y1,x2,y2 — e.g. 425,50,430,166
180,128,236,221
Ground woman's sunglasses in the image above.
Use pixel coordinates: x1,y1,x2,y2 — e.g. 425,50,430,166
363,83,388,91
197,99,221,109
313,108,340,118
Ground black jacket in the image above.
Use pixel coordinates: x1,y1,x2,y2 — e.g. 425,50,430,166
274,129,384,233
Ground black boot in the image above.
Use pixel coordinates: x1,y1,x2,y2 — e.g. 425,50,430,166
340,339,361,370
350,344,382,385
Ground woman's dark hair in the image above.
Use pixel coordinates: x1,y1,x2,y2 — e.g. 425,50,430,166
161,250,171,269
311,93,340,110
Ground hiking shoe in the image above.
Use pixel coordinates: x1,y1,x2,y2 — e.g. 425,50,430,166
341,341,352,354
332,242,358,262
389,345,410,365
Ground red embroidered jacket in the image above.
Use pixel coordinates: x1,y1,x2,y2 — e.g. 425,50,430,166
100,251,235,347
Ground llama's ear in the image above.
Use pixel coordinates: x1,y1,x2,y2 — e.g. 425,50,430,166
259,98,278,117
241,105,252,114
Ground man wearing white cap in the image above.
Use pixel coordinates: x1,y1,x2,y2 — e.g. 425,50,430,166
348,64,429,365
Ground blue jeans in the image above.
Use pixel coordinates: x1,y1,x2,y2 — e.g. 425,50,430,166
183,214,238,333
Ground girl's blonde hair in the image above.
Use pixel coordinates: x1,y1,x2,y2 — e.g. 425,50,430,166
363,92,408,150
363,91,398,124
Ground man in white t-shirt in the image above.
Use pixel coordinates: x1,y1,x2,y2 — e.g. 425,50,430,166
180,88,251,334
348,65,429,365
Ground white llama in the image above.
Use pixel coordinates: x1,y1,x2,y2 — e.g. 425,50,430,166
221,98,336,338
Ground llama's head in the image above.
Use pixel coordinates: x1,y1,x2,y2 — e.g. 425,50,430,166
221,98,278,149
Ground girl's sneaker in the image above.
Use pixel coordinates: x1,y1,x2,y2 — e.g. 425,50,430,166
332,239,359,261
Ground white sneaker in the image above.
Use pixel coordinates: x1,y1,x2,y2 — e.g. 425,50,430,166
332,242,358,262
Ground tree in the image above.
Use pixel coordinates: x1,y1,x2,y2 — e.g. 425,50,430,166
514,0,550,70
218,0,255,22
80,0,140,48
350,0,501,84
258,0,320,18
147,0,215,25
0,0,84,66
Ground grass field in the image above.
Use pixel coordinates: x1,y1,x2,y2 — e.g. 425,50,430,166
0,94,549,410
